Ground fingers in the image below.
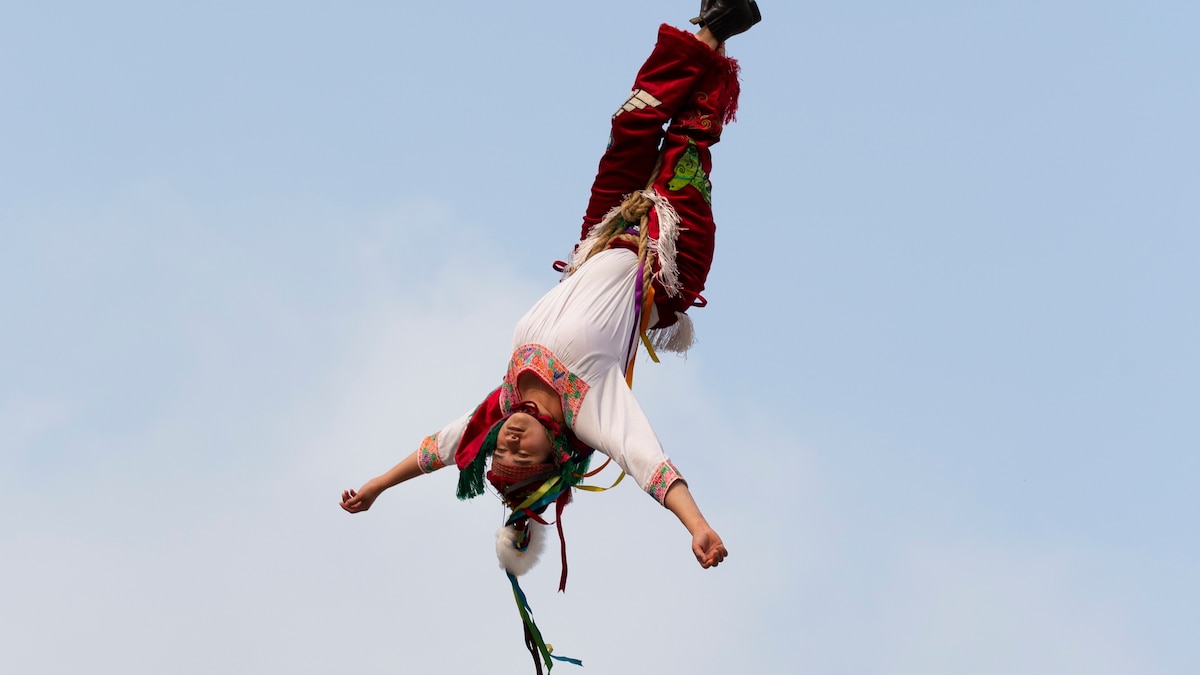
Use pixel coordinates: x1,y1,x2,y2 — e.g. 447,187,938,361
693,538,729,568
706,544,729,568
340,489,367,513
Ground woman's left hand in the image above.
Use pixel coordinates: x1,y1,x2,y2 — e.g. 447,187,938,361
691,526,728,568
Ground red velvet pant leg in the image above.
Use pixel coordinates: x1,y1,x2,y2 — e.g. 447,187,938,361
647,47,742,326
579,24,732,237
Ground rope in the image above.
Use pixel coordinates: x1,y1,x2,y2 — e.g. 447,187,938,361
573,154,664,271
620,191,655,222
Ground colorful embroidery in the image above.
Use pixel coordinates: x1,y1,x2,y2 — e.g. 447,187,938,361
647,460,683,504
417,433,444,473
677,92,715,132
501,344,591,427
677,110,715,133
666,139,712,204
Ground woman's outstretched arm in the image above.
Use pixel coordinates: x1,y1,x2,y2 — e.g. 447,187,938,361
663,480,729,568
339,449,423,513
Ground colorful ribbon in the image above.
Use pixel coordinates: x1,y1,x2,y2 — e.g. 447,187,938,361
508,571,582,674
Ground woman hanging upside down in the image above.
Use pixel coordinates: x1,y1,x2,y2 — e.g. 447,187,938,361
342,0,760,569
341,7,760,667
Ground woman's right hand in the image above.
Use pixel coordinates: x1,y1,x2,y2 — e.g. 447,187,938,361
340,479,385,513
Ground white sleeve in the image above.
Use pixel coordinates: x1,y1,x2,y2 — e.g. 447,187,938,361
415,410,473,473
571,365,685,505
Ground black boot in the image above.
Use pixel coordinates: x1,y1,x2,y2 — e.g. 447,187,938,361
689,0,762,43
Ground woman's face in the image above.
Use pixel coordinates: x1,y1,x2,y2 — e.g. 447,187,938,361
492,412,554,466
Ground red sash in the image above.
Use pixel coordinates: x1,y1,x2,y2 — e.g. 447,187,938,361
453,386,507,470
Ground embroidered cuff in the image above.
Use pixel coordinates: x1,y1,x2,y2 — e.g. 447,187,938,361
647,460,684,505
417,434,445,473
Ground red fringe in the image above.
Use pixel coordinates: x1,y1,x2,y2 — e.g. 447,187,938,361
719,56,742,125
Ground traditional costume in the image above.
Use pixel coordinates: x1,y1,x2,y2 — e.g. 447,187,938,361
410,13,757,674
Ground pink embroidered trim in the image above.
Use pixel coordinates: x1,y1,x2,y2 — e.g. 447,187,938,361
501,344,591,426
647,460,683,504
417,434,444,473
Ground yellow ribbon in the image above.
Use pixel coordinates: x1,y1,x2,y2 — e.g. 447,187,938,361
575,470,626,492
626,284,661,387
509,475,562,516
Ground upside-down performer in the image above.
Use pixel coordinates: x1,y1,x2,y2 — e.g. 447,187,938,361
340,2,761,672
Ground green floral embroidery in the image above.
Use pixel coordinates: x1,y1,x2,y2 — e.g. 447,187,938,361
666,139,712,204
648,461,683,504
417,434,444,473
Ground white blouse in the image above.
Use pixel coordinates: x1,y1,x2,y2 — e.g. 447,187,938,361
417,249,683,504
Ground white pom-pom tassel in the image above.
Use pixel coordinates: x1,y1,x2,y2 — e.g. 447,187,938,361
496,523,547,576
649,312,696,354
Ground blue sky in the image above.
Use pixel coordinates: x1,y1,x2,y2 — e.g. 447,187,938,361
2,2,1197,673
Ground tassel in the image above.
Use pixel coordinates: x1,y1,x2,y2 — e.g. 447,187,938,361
648,312,696,354
456,423,503,500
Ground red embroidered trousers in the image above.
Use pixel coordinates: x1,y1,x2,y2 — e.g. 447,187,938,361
580,24,742,328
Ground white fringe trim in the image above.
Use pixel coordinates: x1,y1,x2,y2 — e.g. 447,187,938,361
564,189,682,299
496,523,547,576
643,190,682,298
648,312,696,354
